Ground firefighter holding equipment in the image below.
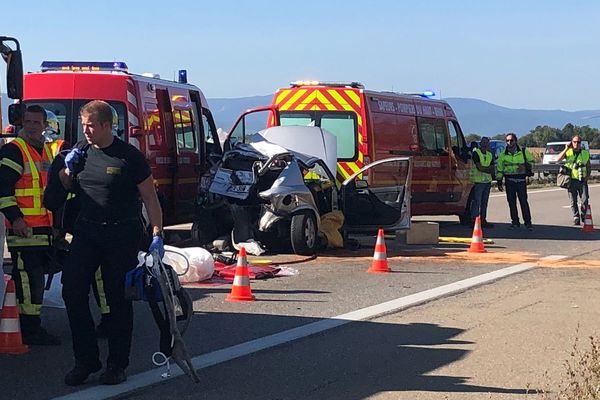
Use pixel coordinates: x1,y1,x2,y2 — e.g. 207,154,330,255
59,101,163,386
496,133,535,230
0,105,61,345
557,135,591,225
470,137,495,228
43,141,112,338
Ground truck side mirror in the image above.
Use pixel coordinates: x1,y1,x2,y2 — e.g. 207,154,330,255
8,103,24,126
6,50,23,100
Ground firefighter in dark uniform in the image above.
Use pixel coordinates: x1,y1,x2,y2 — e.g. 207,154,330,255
58,100,164,386
43,139,112,338
0,105,61,345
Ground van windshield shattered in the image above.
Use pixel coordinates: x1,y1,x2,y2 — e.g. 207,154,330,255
280,111,357,160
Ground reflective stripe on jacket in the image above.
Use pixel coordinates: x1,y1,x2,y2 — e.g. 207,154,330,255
470,148,493,183
564,148,590,181
4,138,55,231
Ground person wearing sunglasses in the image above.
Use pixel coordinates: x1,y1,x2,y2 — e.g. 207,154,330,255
557,135,591,225
496,133,535,230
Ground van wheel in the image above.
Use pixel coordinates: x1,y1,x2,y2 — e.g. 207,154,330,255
459,191,473,225
191,213,217,245
459,213,473,225
290,211,317,256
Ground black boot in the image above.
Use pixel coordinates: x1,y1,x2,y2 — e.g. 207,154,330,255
99,364,127,385
64,361,102,386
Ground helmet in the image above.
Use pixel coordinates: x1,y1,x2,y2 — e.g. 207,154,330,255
43,110,60,142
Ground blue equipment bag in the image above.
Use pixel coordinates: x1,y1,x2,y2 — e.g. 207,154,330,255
125,266,163,302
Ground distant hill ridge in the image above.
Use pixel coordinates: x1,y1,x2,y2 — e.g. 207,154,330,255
3,93,599,136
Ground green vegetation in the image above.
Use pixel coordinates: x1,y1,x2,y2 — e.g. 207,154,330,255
466,124,600,149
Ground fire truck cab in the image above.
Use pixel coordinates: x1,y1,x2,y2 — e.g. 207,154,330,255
22,61,220,225
229,81,474,223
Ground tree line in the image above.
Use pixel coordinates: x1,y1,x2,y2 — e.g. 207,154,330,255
464,124,600,149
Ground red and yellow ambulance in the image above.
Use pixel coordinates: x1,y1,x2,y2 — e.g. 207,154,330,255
22,61,220,225
229,81,474,222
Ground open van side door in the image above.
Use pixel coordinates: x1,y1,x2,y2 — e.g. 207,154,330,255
341,157,412,233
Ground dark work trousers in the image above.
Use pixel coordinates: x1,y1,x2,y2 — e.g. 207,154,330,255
568,180,589,220
470,182,491,221
62,219,142,369
505,179,532,226
10,247,49,335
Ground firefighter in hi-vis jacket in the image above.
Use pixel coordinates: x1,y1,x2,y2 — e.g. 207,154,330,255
0,105,61,345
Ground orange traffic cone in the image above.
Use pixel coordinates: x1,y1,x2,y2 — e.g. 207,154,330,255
582,204,594,233
368,229,390,273
468,216,487,253
0,277,29,354
226,247,255,302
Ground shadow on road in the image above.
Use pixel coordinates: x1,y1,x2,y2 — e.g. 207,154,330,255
124,317,536,400
2,309,538,400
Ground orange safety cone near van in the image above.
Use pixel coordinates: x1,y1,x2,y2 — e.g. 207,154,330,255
582,204,594,233
0,277,29,354
368,229,390,273
226,247,256,302
468,216,487,253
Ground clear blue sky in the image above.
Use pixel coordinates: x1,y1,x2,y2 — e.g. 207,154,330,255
3,0,599,110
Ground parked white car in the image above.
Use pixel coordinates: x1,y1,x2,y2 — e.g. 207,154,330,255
542,141,589,165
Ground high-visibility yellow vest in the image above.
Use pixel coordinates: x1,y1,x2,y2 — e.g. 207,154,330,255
470,148,493,183
564,148,590,181
497,147,534,180
4,138,57,247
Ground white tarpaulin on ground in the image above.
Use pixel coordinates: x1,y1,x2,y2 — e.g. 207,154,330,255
162,246,214,283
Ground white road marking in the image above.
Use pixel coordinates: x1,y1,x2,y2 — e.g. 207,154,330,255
52,255,566,400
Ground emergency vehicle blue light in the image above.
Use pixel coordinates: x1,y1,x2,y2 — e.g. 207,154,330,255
40,61,129,72
178,69,188,84
421,91,436,98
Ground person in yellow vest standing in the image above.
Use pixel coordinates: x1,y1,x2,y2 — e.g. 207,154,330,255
0,105,61,345
496,133,535,230
557,135,591,225
470,137,495,228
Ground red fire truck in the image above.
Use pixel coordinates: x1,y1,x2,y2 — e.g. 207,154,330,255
227,81,474,223
22,61,220,225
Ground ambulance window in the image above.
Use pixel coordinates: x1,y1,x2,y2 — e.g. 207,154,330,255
447,120,466,150
281,113,313,127
24,101,68,141
201,108,217,144
174,109,196,150
75,101,126,141
417,117,447,155
280,111,357,160
320,113,357,159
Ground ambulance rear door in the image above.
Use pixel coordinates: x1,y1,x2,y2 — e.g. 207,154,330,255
168,88,202,222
